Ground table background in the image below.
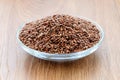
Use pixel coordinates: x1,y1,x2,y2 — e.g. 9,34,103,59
0,0,120,80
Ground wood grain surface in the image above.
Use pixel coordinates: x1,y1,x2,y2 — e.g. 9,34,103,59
0,0,120,80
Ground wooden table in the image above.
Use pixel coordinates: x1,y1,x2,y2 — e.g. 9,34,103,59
0,0,120,80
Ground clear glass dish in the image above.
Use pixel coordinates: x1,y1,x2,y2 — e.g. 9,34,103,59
16,16,104,62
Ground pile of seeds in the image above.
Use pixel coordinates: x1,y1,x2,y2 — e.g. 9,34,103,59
19,14,100,54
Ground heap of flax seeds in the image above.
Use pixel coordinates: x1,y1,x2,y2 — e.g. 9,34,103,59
19,14,100,54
